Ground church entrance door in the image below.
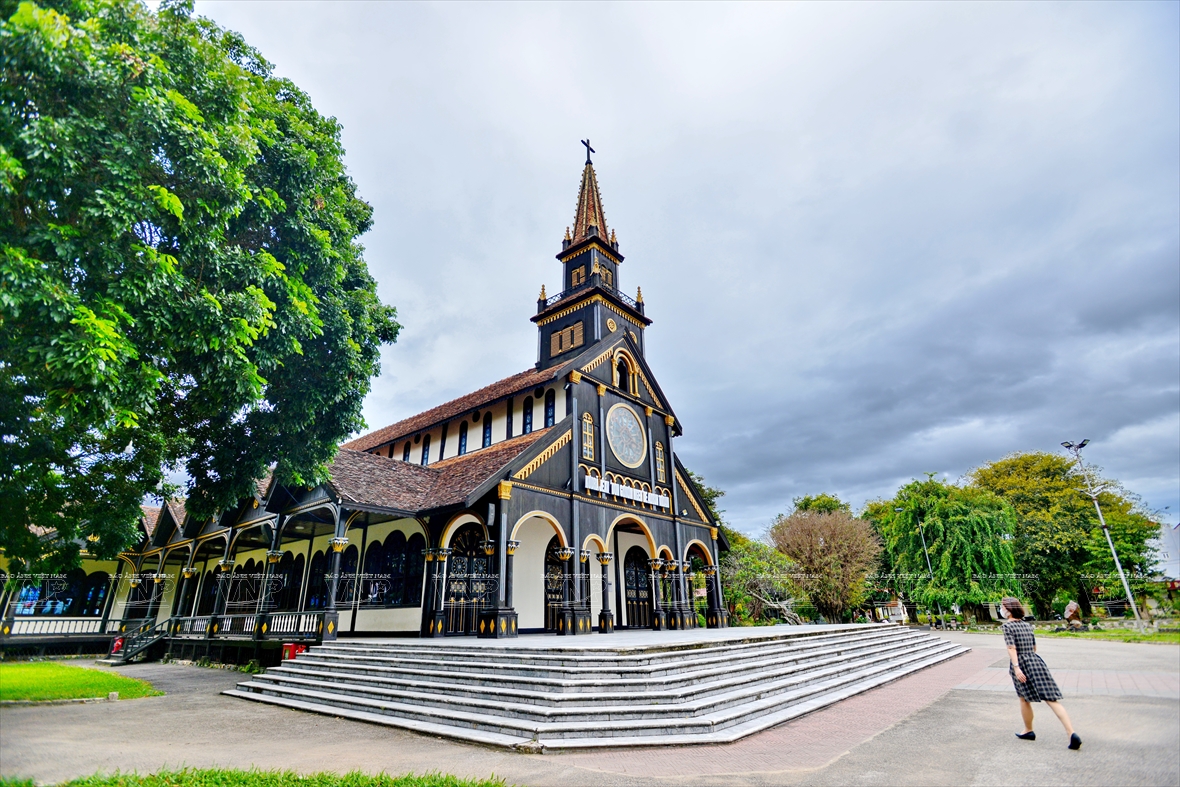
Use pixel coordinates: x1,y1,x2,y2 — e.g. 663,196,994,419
623,546,652,628
444,524,491,635
544,536,565,632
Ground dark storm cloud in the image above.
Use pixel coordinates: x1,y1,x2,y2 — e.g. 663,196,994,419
197,1,1179,535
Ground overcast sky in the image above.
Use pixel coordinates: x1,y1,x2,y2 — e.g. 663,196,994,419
195,1,1179,540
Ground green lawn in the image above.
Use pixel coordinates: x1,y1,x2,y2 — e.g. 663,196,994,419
1034,628,1180,645
1,770,507,787
0,662,163,702
966,626,1180,645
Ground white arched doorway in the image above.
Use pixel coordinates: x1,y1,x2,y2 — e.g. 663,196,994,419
510,513,567,631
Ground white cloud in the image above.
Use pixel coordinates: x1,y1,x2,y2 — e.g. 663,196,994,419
196,1,1180,531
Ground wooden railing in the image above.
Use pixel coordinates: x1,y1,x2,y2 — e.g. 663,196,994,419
218,613,259,638
267,612,323,640
2,611,326,647
5,616,113,637
170,615,211,638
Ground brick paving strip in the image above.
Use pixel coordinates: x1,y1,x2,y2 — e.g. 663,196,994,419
551,645,1001,778
956,667,1180,698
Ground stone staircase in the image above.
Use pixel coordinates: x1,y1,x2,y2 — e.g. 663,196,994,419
225,624,967,750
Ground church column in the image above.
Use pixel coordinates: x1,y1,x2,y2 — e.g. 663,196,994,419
421,549,438,636
672,560,688,630
573,549,591,634
648,557,666,631
479,484,518,638
708,527,729,627
662,560,677,630
556,547,575,635
505,540,519,609
323,507,347,642
597,552,614,633
494,501,506,607
428,548,451,637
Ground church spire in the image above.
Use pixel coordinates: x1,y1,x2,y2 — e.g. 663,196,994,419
570,140,610,246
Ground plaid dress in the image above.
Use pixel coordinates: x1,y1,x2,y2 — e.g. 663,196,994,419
1003,620,1062,702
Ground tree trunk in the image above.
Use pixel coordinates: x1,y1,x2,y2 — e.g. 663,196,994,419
1075,583,1092,618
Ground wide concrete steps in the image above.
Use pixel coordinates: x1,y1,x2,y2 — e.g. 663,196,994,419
225,625,967,750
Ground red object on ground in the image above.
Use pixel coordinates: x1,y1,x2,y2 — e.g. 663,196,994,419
282,643,307,661
111,637,124,654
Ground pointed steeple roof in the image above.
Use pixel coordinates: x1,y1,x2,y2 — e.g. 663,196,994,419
571,161,609,245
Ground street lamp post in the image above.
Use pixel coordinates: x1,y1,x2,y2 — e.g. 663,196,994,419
1061,440,1144,630
896,506,945,629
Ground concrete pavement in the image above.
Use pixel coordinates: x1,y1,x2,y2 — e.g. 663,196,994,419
2,630,1176,786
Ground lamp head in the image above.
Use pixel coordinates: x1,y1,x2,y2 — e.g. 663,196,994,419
1061,441,1074,450
1078,438,1090,448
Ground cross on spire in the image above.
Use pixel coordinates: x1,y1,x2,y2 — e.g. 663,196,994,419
581,138,595,165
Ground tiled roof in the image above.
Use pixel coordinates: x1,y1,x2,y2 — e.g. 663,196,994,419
424,429,551,508
165,499,186,528
328,429,552,513
327,450,441,513
343,368,560,453
140,505,162,536
255,472,274,501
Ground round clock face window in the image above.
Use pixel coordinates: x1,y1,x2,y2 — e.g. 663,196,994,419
606,403,647,468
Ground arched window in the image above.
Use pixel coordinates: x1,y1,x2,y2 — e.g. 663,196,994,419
458,421,468,455
405,533,427,606
337,545,359,606
522,397,533,434
544,390,556,427
616,358,629,392
655,442,666,483
385,531,407,606
362,540,386,607
277,553,304,611
197,570,218,615
420,434,431,465
582,413,595,460
80,571,110,617
482,412,493,448
402,442,411,462
307,551,327,610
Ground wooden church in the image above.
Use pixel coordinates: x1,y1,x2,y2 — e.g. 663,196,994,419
0,147,729,657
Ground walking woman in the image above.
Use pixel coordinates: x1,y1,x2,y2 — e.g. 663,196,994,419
1000,597,1082,750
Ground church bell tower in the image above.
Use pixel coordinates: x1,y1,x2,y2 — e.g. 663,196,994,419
533,141,651,370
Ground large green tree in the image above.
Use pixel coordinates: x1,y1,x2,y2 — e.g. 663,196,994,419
0,0,399,572
968,452,1159,618
867,476,1020,619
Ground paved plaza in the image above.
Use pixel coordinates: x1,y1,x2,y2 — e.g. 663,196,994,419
2,630,1177,786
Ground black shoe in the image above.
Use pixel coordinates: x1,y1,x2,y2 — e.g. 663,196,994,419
1069,733,1082,750
1016,731,1035,741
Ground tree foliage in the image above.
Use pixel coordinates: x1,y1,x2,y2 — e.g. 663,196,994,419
0,0,399,571
719,537,798,625
867,476,1020,617
968,452,1159,617
792,493,850,514
768,508,881,621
